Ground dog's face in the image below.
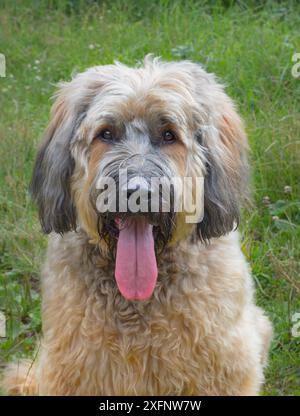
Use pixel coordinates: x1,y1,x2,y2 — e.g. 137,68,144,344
31,56,248,300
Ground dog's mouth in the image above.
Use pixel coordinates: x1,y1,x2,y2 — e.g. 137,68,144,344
95,194,175,300
115,217,158,301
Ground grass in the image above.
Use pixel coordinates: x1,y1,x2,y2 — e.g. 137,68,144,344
0,0,299,396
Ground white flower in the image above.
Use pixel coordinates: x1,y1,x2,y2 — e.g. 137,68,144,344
262,196,270,206
284,185,292,194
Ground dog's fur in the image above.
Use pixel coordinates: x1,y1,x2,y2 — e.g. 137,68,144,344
2,56,272,395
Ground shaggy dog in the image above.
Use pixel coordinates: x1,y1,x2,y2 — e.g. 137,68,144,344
2,56,272,395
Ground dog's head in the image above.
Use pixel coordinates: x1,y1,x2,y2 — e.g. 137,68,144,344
31,56,248,300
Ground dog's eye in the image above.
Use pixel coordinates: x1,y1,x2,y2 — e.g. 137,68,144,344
162,130,176,143
98,129,113,142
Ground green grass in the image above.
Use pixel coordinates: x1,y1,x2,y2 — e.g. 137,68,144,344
0,0,299,396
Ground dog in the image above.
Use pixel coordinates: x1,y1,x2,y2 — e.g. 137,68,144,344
2,56,272,395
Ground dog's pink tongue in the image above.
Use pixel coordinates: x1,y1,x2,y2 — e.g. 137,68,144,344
115,218,157,301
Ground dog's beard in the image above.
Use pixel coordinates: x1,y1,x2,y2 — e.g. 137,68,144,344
95,208,175,301
97,211,175,256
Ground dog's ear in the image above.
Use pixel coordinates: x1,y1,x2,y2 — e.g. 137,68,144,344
30,68,114,234
30,88,78,234
197,95,249,241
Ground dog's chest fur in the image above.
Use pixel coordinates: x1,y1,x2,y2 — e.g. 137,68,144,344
38,230,257,395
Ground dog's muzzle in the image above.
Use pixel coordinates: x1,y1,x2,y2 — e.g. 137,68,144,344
91,150,176,301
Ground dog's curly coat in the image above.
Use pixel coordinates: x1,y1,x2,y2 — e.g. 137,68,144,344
2,56,272,395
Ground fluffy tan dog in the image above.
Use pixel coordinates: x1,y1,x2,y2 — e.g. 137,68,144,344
2,56,272,395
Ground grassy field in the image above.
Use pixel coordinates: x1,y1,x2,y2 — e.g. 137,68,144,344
0,0,299,395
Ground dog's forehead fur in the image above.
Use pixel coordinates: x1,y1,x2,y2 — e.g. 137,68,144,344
68,57,224,146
